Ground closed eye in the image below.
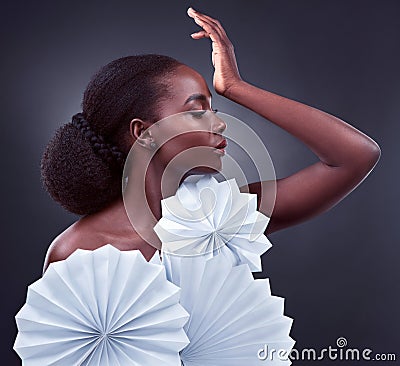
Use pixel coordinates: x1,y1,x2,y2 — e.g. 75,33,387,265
189,110,207,119
189,109,218,119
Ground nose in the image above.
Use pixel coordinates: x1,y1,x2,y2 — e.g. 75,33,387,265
211,114,227,135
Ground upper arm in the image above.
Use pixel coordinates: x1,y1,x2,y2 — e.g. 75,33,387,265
240,155,380,235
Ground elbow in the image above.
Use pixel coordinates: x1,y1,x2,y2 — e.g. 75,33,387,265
364,141,381,169
352,140,381,175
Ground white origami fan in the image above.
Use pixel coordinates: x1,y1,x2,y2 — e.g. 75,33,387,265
14,244,190,366
174,254,296,365
153,174,272,272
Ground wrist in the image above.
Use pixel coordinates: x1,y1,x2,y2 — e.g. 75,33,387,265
222,79,247,100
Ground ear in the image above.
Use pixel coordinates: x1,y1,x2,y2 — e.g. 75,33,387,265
130,118,154,149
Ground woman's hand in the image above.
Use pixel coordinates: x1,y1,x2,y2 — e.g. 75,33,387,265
187,7,242,97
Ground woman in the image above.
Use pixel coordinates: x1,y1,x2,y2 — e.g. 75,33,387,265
41,7,380,273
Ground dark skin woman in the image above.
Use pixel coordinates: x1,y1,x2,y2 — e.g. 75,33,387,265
42,7,380,273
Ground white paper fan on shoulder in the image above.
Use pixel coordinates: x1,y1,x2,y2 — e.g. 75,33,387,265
153,174,272,272
13,244,190,366
175,254,295,365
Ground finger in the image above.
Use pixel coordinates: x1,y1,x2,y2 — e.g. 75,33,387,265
188,7,227,38
190,30,209,39
188,7,216,23
188,8,221,34
187,7,199,19
188,8,229,49
194,10,221,29
192,16,222,43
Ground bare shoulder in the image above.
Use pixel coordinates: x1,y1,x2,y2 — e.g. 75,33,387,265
42,219,97,274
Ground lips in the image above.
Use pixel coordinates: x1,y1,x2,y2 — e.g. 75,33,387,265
215,139,227,149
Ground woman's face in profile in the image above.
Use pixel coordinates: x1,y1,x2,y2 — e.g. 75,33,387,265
148,64,227,176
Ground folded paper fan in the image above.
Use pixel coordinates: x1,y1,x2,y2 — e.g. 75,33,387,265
153,174,272,272
13,244,190,366
175,254,295,365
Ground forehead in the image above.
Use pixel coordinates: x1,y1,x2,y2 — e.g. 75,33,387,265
154,65,212,120
168,65,211,100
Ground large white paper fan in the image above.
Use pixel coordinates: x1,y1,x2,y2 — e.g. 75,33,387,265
14,244,190,366
177,254,295,365
154,174,272,272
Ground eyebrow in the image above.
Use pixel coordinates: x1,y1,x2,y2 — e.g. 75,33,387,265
184,93,211,105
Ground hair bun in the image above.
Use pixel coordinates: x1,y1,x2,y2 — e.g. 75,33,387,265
41,54,182,216
71,113,125,170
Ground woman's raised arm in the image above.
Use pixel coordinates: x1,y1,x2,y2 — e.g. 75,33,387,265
187,7,381,234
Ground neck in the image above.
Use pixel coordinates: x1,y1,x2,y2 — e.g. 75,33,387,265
86,147,192,259
122,147,188,250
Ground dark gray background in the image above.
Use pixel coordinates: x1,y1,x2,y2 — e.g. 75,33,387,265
2,0,399,364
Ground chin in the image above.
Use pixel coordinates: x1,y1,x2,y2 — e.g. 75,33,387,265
195,165,221,175
185,165,221,176
179,166,221,186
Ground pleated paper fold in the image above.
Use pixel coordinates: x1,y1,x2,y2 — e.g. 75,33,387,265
163,253,295,365
14,244,190,366
154,174,272,272
15,174,295,365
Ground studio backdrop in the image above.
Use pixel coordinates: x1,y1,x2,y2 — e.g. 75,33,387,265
2,1,399,365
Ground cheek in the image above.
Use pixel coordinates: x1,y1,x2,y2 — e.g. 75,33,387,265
156,119,211,152
156,133,218,174
150,114,217,169
160,131,209,157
